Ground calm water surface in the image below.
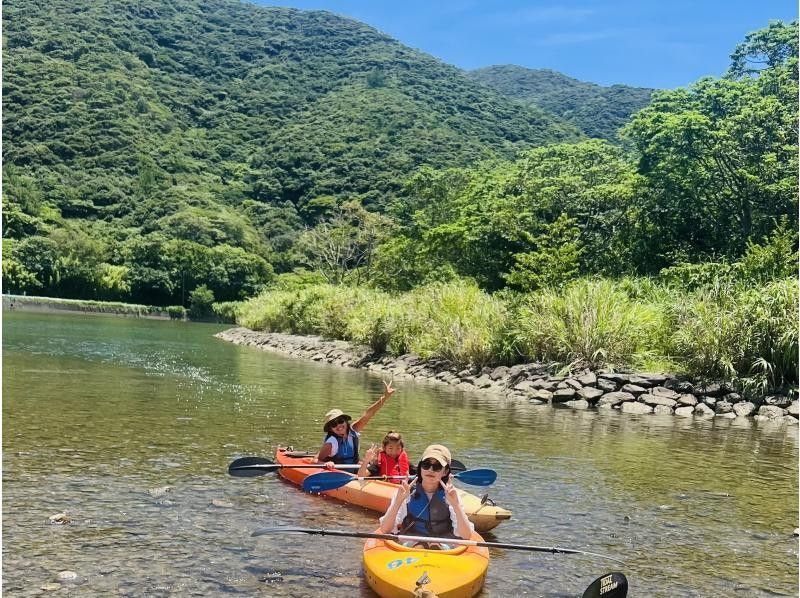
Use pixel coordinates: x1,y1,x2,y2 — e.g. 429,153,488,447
3,312,798,597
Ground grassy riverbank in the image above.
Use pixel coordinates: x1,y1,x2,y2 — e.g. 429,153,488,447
234,277,797,398
3,294,235,323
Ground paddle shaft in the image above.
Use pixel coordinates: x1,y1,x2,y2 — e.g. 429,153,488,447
251,527,626,565
232,463,360,471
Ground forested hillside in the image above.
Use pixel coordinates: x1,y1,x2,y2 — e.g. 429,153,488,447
468,65,654,141
2,0,580,304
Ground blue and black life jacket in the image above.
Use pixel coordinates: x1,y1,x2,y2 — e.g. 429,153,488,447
324,427,359,464
400,487,455,537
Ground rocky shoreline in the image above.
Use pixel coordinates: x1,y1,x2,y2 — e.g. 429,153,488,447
215,327,799,426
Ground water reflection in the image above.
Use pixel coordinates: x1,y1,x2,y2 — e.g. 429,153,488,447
3,312,798,597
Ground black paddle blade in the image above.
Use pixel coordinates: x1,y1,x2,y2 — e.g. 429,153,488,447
581,572,628,598
450,459,466,472
228,456,276,477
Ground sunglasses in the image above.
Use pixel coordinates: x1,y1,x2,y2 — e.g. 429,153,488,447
420,460,444,471
331,416,349,426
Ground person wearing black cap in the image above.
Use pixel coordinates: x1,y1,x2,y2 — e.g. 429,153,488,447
315,380,394,466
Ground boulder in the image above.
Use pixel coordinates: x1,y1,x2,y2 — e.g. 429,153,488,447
733,402,756,417
788,400,799,417
490,366,509,380
764,395,793,408
564,399,590,410
552,388,577,403
674,406,695,417
532,389,554,402
577,372,598,386
694,403,715,417
565,378,583,391
639,394,677,408
714,401,733,414
621,402,653,414
677,394,698,406
578,386,604,401
597,378,618,392
654,405,674,415
757,405,787,419
596,391,634,408
650,386,680,400
620,383,647,396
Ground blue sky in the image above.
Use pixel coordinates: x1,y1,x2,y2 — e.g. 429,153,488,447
260,0,797,89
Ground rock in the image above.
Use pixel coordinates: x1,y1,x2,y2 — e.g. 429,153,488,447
56,571,78,582
531,378,557,391
565,378,583,391
627,376,654,388
474,375,493,389
715,412,736,419
698,382,726,397
733,402,756,417
488,366,508,380
650,386,680,400
694,403,715,417
513,380,536,392
782,415,799,425
674,406,695,417
40,583,62,591
638,373,669,386
653,405,674,415
722,393,742,404
596,391,634,408
620,383,647,396
599,373,630,384
148,486,173,498
578,386,604,401
639,394,677,408
577,372,597,386
765,395,793,408
596,378,618,392
528,398,546,405
702,396,717,407
564,399,590,410
211,499,234,508
621,402,653,414
532,389,553,402
714,401,733,414
757,405,787,419
552,388,577,403
789,401,799,417
556,381,570,389
48,513,70,525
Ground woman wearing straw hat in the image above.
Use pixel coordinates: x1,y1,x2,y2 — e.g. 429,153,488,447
316,380,395,467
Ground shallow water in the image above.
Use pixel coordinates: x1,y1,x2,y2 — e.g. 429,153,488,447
2,311,797,597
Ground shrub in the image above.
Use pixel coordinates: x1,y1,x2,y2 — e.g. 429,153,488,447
166,305,186,320
511,278,667,369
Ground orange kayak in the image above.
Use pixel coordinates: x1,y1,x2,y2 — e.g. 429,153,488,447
275,447,511,532
363,530,489,598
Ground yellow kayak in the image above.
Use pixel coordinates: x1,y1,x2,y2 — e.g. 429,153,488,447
363,531,489,598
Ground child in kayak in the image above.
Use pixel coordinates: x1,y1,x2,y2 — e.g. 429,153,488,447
357,431,410,483
378,444,474,545
316,380,395,466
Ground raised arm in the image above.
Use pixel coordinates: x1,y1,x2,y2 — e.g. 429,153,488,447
378,480,412,534
357,444,378,478
352,380,395,433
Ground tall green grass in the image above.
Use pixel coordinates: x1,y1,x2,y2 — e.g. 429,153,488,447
509,278,667,369
234,276,797,396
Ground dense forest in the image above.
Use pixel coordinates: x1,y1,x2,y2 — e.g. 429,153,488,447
468,65,654,142
3,0,585,306
2,1,798,390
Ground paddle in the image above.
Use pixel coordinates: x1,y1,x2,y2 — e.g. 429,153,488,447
581,572,628,598
228,457,360,477
250,527,627,565
228,456,469,477
302,468,497,492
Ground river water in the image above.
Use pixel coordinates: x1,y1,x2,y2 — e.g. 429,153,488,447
2,311,797,597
